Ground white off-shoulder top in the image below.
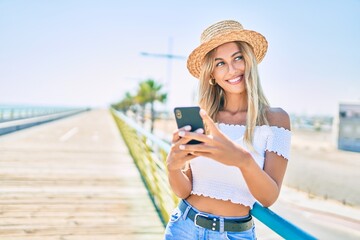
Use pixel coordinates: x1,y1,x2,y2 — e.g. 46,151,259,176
190,123,291,208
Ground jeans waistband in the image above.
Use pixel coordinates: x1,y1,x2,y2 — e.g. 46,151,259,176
179,200,253,232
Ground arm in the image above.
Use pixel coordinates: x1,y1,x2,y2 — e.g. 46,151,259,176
166,126,199,199
167,163,192,199
240,153,288,207
241,109,290,206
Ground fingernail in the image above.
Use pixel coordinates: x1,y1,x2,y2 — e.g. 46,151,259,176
195,128,204,134
179,145,185,150
179,131,185,137
184,125,191,131
200,109,206,116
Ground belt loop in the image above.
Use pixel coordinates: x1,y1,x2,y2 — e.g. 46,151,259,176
219,217,225,233
182,205,191,220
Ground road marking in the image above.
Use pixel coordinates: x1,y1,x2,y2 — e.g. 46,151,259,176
59,127,78,142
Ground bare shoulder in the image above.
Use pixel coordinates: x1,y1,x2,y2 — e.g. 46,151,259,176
266,107,291,130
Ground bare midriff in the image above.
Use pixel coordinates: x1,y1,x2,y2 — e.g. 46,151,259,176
186,194,250,217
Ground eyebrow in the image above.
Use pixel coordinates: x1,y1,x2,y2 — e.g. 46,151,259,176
214,51,242,61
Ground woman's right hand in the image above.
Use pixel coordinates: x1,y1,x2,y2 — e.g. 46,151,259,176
166,125,202,172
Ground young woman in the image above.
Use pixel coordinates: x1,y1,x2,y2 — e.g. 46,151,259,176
164,20,291,240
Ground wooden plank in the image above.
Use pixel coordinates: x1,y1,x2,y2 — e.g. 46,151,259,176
0,110,164,239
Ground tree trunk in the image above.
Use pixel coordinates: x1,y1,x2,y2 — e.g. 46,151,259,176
150,102,155,133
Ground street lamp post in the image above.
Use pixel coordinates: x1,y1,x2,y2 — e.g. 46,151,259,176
140,38,186,97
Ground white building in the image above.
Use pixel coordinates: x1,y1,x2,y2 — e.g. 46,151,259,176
338,102,360,152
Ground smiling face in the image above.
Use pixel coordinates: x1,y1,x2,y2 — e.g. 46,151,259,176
212,42,246,96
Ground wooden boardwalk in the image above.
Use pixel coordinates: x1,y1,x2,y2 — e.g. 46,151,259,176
0,109,164,240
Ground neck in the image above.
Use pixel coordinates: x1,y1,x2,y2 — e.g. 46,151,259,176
222,93,248,114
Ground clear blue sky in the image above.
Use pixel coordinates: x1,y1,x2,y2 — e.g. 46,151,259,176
1,0,359,116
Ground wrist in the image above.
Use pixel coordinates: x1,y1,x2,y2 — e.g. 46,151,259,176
167,164,186,174
167,168,181,173
238,150,253,171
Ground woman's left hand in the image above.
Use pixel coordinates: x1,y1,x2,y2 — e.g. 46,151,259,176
178,109,251,168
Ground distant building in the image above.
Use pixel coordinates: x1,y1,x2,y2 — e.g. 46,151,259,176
338,103,360,152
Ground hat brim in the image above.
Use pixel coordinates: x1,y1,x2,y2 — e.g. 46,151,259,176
187,30,268,79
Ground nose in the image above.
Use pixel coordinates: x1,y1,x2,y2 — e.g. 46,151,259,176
228,62,237,75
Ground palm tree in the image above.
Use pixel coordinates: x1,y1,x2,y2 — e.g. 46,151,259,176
135,79,167,133
113,92,135,112
134,84,148,126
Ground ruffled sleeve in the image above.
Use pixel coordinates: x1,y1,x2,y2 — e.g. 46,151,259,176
266,127,291,160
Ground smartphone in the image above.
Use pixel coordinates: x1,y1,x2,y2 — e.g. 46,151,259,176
174,106,204,144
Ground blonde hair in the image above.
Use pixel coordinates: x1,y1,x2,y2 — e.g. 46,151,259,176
198,41,269,148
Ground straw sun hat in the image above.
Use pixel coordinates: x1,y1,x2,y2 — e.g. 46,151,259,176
187,20,268,79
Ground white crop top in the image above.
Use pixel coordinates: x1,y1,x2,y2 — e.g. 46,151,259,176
190,123,291,208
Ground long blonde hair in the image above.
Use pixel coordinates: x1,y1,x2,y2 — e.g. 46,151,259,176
198,41,269,148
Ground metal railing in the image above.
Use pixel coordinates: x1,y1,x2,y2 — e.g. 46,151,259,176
111,108,317,239
0,105,83,122
0,106,89,136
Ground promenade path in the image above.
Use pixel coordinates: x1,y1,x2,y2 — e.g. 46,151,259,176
0,109,164,240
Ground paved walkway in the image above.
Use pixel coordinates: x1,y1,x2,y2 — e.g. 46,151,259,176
0,109,164,240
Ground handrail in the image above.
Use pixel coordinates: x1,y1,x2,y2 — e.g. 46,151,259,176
251,202,317,239
111,108,317,239
111,109,177,225
0,105,85,122
0,107,89,136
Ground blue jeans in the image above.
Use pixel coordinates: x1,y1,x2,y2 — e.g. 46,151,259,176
163,200,256,240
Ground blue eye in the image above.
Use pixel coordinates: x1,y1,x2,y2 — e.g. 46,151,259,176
235,56,243,61
215,61,225,67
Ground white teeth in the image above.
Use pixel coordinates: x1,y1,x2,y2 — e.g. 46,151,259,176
228,77,241,83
